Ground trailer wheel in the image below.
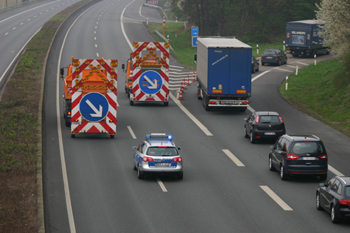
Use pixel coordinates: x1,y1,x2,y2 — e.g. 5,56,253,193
129,100,134,106
164,102,169,106
110,135,114,139
71,134,75,138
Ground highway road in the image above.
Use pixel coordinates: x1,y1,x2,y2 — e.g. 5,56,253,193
0,0,81,95
42,0,350,232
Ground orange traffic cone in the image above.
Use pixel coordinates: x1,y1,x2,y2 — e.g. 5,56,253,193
178,89,183,100
192,72,196,81
186,75,190,85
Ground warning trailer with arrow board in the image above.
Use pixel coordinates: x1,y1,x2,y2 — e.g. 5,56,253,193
127,41,170,106
60,57,118,138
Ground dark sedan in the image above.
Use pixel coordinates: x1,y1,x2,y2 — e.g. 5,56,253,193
316,176,350,223
244,111,286,143
261,49,287,66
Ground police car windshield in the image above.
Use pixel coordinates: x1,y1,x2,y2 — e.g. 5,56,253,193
147,147,178,156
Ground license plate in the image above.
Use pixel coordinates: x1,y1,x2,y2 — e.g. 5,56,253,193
155,163,170,167
266,57,272,59
224,101,236,104
264,132,276,135
302,157,315,160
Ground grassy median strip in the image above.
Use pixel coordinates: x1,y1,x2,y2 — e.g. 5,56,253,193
280,58,350,136
0,0,92,231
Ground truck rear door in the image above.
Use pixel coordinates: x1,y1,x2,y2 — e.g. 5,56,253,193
207,48,230,94
229,48,251,95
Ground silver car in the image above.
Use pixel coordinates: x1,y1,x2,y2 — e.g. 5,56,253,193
132,133,183,179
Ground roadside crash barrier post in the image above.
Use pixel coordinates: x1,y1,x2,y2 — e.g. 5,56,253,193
285,76,288,90
257,44,259,54
314,54,317,66
283,41,285,51
186,75,190,85
296,65,299,75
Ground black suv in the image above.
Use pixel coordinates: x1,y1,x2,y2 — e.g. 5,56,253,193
269,135,328,180
244,111,286,143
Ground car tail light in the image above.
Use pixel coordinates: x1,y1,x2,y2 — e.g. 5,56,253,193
255,116,259,123
339,200,350,205
209,100,216,104
279,116,283,123
290,172,301,174
142,157,153,162
242,101,249,105
287,154,300,160
158,146,167,148
198,91,200,94
172,157,182,162
306,50,310,52
316,172,326,174
261,55,263,59
276,56,279,60
318,154,327,160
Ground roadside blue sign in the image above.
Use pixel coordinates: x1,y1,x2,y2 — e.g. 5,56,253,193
192,26,199,37
139,70,163,94
79,92,109,122
192,36,198,47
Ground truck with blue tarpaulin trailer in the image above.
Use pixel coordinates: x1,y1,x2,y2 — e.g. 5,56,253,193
285,20,329,57
195,37,251,111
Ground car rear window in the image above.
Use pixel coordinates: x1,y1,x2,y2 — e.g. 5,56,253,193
345,186,350,198
291,142,325,155
263,50,276,55
259,115,280,123
147,147,178,156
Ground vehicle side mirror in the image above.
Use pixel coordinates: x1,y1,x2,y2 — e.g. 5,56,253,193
177,147,181,150
60,68,64,79
132,146,137,150
269,146,274,150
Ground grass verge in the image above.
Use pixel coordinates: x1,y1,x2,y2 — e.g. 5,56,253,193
279,59,350,136
0,0,92,232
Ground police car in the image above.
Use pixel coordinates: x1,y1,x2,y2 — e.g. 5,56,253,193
132,133,183,179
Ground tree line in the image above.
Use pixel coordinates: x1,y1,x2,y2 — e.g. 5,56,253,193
170,0,320,43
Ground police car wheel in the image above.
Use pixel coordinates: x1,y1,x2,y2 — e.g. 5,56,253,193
133,163,137,171
137,165,144,179
178,172,183,180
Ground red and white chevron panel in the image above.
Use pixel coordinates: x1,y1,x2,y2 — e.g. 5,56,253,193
130,42,169,102
70,58,117,136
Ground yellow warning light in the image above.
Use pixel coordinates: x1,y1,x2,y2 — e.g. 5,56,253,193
75,74,80,78
163,64,167,67
81,86,85,89
140,63,144,67
104,86,108,90
110,86,115,90
75,80,79,84
130,52,134,57
89,64,93,69
140,59,144,63
146,53,151,57
93,86,96,90
87,86,90,89
85,76,89,80
99,86,103,90
143,43,147,47
110,68,115,73
104,80,108,84
156,56,159,60
75,86,79,89
97,64,101,69
73,60,80,66
93,68,97,72
164,42,170,48
85,61,90,65
101,61,105,65
111,61,118,67
135,63,139,67
143,56,147,60
156,44,160,48
163,56,167,60
75,68,80,72
152,53,156,57
136,55,140,59
110,74,115,79
81,80,85,83
110,80,115,84
146,47,150,51
133,42,139,48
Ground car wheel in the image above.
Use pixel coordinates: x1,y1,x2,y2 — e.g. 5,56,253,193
316,192,323,210
284,59,287,65
280,163,288,180
133,163,137,171
262,62,265,66
278,60,282,66
137,165,144,179
331,205,340,223
203,98,211,111
319,174,327,181
269,156,276,171
244,126,249,138
178,172,183,180
250,131,256,144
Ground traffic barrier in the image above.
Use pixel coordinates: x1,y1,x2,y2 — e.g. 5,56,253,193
186,75,190,85
178,89,184,100
192,72,196,81
182,80,186,90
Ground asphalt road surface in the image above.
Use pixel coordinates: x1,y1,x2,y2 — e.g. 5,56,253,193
42,0,350,232
0,0,82,96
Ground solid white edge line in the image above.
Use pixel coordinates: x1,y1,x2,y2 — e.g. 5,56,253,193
127,126,137,139
328,165,344,176
157,178,168,192
222,149,245,167
251,70,271,82
0,27,42,83
260,185,293,211
274,68,293,72
56,2,105,232
169,92,213,136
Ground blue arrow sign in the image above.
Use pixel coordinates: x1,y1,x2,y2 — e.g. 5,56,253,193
192,26,199,37
139,70,163,94
79,92,109,122
192,36,198,47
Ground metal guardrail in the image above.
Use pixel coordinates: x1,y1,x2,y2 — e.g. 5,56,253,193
153,29,175,52
143,2,168,19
